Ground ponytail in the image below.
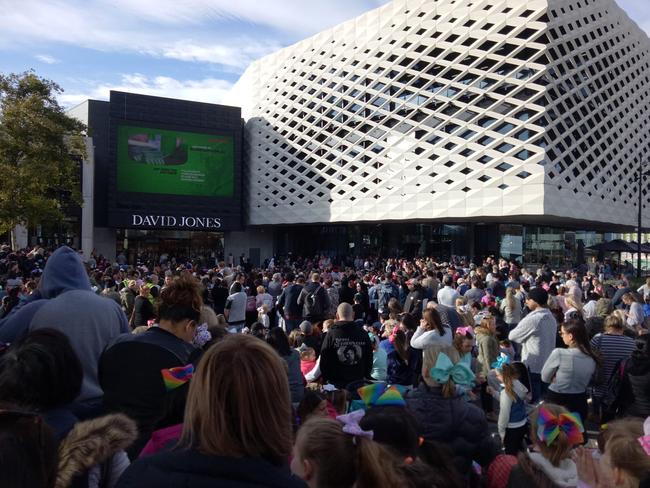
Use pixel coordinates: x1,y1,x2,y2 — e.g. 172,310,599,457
354,436,404,488
500,363,519,401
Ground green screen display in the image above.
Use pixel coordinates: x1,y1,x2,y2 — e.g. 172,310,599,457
116,125,234,197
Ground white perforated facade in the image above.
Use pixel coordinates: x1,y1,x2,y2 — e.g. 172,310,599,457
231,0,650,229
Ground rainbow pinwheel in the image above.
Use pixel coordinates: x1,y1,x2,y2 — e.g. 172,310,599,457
357,383,406,408
429,352,475,386
491,353,510,370
161,364,194,391
536,407,584,446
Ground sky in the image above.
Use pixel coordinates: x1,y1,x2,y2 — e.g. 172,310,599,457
0,0,648,108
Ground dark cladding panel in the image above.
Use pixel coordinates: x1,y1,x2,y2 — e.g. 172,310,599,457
107,91,243,231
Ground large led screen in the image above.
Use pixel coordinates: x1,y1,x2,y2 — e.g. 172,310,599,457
116,125,234,197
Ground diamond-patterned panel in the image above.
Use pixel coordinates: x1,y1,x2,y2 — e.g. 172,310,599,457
230,0,650,227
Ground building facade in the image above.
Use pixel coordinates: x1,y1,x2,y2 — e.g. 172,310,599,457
229,0,650,265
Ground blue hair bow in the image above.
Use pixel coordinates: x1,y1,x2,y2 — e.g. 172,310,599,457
429,352,475,386
491,353,510,371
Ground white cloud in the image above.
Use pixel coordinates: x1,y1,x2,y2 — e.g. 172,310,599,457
35,54,59,64
59,73,234,108
0,1,385,69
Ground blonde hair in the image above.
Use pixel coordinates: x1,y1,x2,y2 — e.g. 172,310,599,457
529,404,573,467
504,286,516,311
256,285,265,295
422,345,460,397
181,335,292,465
295,417,404,488
564,296,582,313
603,418,650,484
604,313,624,331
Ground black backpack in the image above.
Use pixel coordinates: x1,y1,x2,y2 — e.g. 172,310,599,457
601,357,629,417
304,285,323,316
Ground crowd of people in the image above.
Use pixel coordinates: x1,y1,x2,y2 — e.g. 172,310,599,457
0,244,650,487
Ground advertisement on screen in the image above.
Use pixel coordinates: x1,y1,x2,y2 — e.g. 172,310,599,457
116,125,234,197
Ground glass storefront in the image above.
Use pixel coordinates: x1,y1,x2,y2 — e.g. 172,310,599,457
116,229,224,265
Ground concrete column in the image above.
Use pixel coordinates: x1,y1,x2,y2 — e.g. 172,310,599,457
81,137,95,257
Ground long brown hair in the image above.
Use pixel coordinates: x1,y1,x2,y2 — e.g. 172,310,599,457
422,308,445,336
392,329,410,363
499,363,520,401
562,319,600,367
296,417,405,488
181,335,293,465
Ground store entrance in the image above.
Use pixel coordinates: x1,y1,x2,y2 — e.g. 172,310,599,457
116,229,224,265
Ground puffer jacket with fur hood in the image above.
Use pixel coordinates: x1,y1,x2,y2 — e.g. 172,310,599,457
56,413,137,488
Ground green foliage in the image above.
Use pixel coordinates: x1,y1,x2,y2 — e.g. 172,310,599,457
0,71,87,234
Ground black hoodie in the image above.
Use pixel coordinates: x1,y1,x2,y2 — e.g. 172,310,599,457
320,321,373,388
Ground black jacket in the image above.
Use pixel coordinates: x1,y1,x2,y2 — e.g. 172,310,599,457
277,283,303,319
297,282,329,321
116,449,307,488
320,321,373,388
621,356,650,418
404,288,424,317
405,383,497,475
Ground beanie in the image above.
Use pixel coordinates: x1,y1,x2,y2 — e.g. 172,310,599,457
299,320,313,335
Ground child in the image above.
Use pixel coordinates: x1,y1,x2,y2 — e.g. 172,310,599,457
499,339,515,361
291,414,406,488
299,345,317,379
257,304,270,329
481,289,496,308
488,357,528,455
508,404,583,486
369,333,388,381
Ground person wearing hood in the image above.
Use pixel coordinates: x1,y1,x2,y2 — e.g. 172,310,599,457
508,286,558,403
507,404,581,488
319,303,372,389
4,247,129,417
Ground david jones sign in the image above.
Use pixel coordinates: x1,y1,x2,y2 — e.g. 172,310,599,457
131,214,222,229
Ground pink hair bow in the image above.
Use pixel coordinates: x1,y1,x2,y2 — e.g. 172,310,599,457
456,326,474,337
638,417,650,456
337,409,373,440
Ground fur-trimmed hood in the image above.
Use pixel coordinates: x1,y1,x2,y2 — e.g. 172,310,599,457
56,413,137,488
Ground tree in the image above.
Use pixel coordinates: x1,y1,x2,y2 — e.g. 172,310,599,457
0,71,87,247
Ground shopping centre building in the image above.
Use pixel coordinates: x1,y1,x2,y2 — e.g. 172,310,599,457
60,0,650,267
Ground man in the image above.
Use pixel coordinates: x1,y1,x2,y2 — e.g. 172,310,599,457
508,286,557,403
224,282,247,333
437,275,459,307
611,280,632,309
297,273,330,323
320,303,373,388
463,278,485,305
276,273,303,334
403,279,424,318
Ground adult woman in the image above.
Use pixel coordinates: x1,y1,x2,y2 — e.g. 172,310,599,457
117,335,306,488
500,287,522,332
563,296,583,323
637,277,650,300
410,308,452,349
100,276,202,458
405,345,496,478
266,327,304,404
541,319,597,423
622,292,645,333
589,314,636,420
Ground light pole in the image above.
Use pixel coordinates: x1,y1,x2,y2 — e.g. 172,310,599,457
636,160,650,279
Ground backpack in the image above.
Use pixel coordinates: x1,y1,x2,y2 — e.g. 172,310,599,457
601,357,629,416
304,285,323,316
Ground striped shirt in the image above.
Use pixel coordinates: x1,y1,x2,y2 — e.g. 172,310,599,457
590,333,636,397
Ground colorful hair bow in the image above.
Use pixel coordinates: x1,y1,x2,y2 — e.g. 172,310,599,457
491,353,510,371
638,416,650,456
429,352,475,386
337,409,373,440
455,326,474,337
161,364,194,391
536,407,584,446
357,383,406,408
